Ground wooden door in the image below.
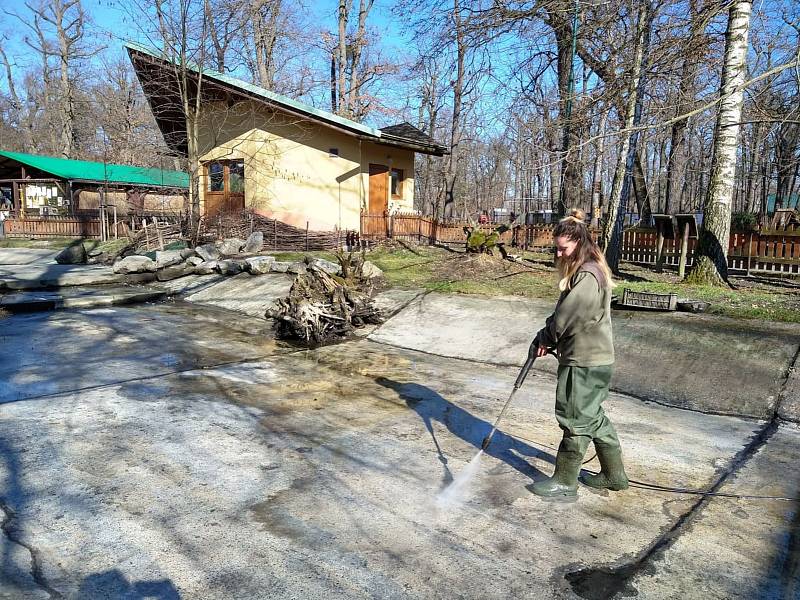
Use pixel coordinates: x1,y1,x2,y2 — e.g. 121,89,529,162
368,164,389,214
204,160,245,218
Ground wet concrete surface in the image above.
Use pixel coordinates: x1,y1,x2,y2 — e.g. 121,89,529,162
1,302,799,598
0,249,123,290
0,302,284,403
369,292,800,419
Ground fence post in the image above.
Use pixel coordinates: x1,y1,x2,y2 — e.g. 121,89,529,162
306,221,309,251
678,222,690,279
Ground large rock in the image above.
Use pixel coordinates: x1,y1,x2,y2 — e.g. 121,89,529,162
155,249,184,269
243,231,264,254
309,258,341,276
269,261,291,273
180,247,197,260
195,243,221,262
217,259,245,275
361,260,383,279
288,262,308,275
113,255,157,274
218,238,245,257
186,256,205,267
156,263,196,281
195,260,219,275
55,244,87,265
245,256,276,275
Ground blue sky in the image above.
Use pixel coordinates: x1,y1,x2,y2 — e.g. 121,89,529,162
0,0,410,68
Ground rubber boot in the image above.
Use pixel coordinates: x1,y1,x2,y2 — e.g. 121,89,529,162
530,438,585,498
581,444,629,491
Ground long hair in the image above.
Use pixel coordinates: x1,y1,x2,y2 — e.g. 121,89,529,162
554,208,614,291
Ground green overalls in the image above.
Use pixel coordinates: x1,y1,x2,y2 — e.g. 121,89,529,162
532,262,628,497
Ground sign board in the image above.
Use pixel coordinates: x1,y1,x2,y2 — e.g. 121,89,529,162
652,214,675,239
674,214,699,238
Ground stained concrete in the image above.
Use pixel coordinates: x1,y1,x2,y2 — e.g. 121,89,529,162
368,292,800,418
0,303,285,403
0,286,166,312
1,303,798,598
181,272,293,319
629,423,800,600
0,248,57,265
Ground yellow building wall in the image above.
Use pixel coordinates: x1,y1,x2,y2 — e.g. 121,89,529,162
197,100,416,232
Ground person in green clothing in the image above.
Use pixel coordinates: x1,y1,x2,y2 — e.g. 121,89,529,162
530,208,629,498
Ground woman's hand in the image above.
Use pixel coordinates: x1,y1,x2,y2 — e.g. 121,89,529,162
536,343,550,357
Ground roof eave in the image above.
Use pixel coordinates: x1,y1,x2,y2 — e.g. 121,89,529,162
374,135,449,156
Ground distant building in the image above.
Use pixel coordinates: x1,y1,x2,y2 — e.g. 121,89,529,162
0,150,188,220
126,42,447,232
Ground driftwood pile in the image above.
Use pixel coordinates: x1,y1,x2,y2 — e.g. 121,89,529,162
267,252,383,344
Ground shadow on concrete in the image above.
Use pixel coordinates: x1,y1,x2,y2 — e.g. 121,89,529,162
77,569,180,599
375,377,550,485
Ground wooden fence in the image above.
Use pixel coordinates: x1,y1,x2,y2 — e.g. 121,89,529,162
361,212,800,275
3,216,103,239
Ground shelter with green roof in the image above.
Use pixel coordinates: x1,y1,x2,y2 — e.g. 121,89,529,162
0,150,189,219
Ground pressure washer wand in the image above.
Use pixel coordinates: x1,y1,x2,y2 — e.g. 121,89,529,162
481,339,540,450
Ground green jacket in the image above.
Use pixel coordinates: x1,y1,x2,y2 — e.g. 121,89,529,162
536,262,614,367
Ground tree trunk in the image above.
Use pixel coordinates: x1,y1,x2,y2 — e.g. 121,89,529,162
551,4,580,215
602,1,651,272
590,108,608,228
337,0,349,116
443,0,465,220
687,0,752,285
664,0,705,215
633,150,652,222
347,0,374,119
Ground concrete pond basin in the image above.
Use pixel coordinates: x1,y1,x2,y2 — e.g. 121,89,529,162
0,277,799,598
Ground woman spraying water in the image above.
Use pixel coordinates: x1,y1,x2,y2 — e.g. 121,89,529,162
530,208,629,498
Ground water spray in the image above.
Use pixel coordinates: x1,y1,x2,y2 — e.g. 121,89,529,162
481,338,540,450
436,339,541,508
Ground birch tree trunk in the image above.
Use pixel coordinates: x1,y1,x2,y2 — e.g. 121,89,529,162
687,0,752,285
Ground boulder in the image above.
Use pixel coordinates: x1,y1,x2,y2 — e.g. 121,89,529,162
195,260,219,275
269,261,291,273
180,247,197,260
218,238,245,257
361,260,384,279
243,231,264,253
217,259,245,275
288,262,308,275
245,256,276,275
155,249,184,269
195,243,221,262
113,255,157,274
186,256,204,267
309,258,341,276
156,263,196,281
55,244,87,265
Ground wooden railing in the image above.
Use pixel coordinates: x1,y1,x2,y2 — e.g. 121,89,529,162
361,212,800,275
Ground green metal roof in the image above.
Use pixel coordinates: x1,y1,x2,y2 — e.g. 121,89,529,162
124,41,382,139
0,150,189,189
